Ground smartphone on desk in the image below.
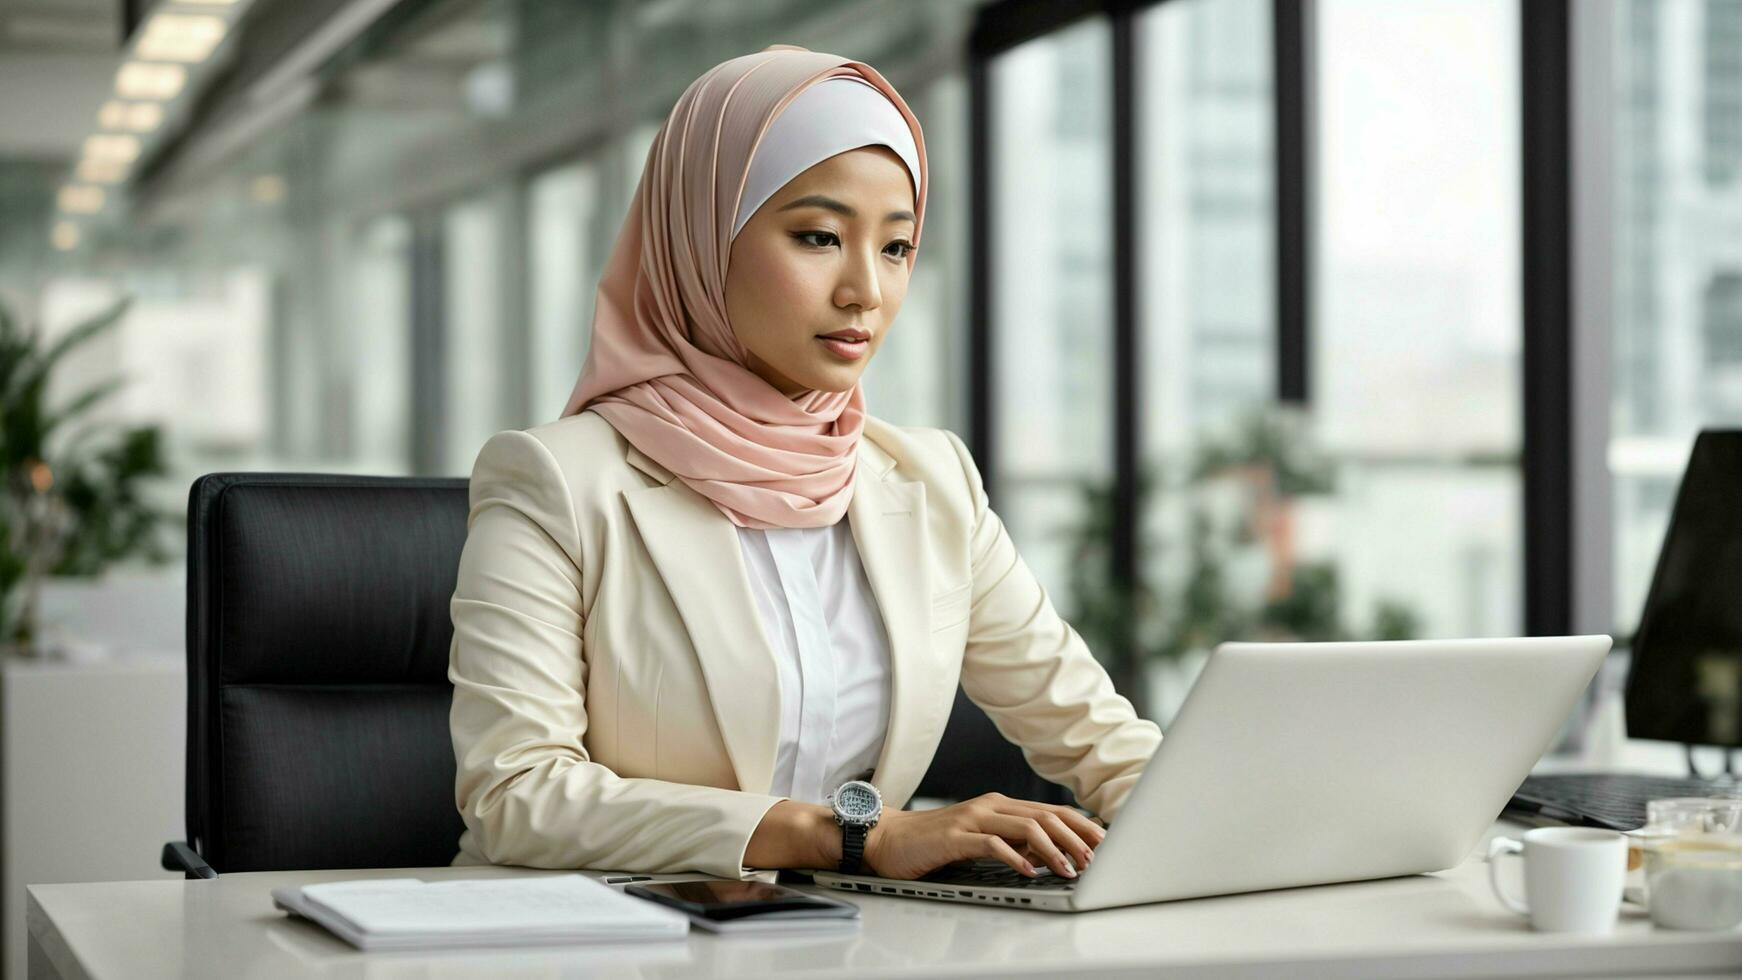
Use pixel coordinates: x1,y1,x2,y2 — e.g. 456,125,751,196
625,880,859,933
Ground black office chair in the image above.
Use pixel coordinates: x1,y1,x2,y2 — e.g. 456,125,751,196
915,688,1077,807
161,472,473,877
160,471,1066,878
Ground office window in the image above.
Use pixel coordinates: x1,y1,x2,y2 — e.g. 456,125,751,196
1610,0,1742,637
526,123,662,426
347,216,414,471
1311,0,1523,639
988,18,1116,609
529,161,604,422
1135,0,1276,716
443,189,516,474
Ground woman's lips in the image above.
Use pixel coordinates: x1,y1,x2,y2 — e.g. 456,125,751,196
817,336,868,360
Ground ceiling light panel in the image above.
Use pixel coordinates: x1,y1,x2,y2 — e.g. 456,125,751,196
136,14,228,62
115,61,187,99
76,158,131,183
51,221,82,251
58,186,107,214
98,101,165,133
83,133,141,162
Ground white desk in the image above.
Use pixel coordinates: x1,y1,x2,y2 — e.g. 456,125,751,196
24,820,1742,980
3,650,184,980
3,567,187,980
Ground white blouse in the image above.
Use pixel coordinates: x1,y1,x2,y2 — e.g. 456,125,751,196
734,518,893,805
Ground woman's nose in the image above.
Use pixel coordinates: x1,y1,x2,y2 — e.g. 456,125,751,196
833,245,883,312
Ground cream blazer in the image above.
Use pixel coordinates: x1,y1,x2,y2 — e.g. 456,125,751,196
447,409,1162,879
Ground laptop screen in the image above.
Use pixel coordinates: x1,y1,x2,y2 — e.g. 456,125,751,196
1626,430,1742,747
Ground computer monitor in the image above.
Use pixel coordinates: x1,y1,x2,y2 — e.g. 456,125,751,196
1626,430,1742,747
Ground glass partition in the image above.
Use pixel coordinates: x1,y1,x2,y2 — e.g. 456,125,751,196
1312,0,1523,639
1135,0,1276,717
528,160,603,421
1609,0,1742,637
348,215,414,471
443,188,514,474
988,17,1116,607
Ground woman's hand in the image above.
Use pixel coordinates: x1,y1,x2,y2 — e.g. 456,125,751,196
861,792,1105,881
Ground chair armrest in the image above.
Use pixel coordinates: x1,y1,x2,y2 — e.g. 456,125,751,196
161,841,218,879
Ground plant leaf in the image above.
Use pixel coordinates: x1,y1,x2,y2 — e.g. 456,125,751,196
11,297,131,401
36,297,130,367
42,375,130,437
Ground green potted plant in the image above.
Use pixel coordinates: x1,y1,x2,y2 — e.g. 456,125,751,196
0,294,175,657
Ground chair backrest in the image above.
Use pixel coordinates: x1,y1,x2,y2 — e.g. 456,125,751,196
914,686,1076,806
183,472,470,872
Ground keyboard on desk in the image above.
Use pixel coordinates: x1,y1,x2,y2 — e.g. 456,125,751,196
1508,773,1742,830
920,859,1078,891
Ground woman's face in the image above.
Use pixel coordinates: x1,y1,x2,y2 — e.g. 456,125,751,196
725,145,917,398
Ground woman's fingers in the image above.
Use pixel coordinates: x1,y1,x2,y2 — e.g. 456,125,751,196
1033,809,1096,867
1045,805,1107,852
985,801,1094,869
953,795,1110,878
1004,809,1091,869
979,833,1038,877
983,813,1076,877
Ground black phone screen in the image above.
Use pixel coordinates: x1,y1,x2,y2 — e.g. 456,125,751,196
626,880,849,920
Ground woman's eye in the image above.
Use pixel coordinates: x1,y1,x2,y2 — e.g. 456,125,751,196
792,231,914,260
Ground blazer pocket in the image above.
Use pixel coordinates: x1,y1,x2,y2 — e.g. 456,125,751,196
930,581,972,632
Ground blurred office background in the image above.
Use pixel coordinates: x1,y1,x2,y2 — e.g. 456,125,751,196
0,0,1736,972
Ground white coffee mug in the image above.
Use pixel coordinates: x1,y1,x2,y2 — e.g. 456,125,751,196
1486,827,1628,934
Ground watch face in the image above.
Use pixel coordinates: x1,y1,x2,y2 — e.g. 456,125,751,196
834,781,881,822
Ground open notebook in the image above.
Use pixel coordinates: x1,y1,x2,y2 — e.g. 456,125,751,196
271,874,690,951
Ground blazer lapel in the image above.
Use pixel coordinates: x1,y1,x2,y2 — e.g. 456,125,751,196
620,433,939,805
845,449,939,809
621,453,781,796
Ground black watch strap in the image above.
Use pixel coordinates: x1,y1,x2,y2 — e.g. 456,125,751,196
839,822,868,874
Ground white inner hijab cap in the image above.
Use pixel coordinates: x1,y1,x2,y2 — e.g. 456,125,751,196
732,76,922,240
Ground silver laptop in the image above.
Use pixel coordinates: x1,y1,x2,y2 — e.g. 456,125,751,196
813,635,1611,912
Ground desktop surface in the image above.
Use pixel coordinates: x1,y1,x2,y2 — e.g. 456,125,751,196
26,821,1742,980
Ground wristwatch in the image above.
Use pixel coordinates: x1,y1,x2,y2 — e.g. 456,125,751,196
828,778,884,874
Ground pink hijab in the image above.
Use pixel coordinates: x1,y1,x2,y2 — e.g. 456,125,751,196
558,45,929,530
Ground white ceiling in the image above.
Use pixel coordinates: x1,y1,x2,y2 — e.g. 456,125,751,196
0,0,122,159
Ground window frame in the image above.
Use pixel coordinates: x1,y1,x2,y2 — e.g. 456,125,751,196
967,0,1585,714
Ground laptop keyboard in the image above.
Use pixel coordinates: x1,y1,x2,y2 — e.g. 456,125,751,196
1509,773,1742,830
920,859,1078,891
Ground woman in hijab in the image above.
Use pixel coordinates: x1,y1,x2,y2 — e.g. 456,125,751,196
448,45,1161,883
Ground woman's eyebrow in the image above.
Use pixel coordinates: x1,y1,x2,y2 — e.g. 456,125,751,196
776,193,914,224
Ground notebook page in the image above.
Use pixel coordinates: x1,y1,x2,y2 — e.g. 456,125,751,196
299,875,687,937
